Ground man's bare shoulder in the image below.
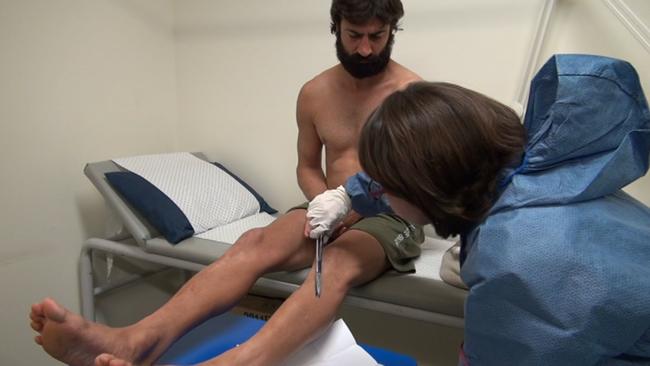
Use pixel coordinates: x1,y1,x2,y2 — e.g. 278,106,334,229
299,65,341,100
297,66,342,126
389,61,422,90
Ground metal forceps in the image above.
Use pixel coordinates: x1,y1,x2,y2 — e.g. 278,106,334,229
315,235,326,297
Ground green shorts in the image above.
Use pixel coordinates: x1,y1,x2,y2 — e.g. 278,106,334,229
290,202,424,273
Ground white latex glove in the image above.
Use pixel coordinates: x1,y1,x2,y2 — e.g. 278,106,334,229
307,185,351,240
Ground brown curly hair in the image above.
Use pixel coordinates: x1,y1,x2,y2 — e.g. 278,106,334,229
359,81,526,238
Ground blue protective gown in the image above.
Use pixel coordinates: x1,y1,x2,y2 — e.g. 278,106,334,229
460,54,650,365
345,54,650,365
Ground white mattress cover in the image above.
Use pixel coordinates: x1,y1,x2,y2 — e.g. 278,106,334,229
416,236,457,281
196,212,277,244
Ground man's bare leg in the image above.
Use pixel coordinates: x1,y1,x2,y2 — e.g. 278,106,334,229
30,210,315,366
94,230,389,366
203,230,389,366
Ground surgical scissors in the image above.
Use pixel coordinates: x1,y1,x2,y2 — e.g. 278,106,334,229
315,235,325,297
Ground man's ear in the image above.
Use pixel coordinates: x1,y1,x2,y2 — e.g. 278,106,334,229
330,20,339,35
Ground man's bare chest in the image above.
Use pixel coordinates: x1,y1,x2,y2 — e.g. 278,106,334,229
314,106,374,151
314,93,389,149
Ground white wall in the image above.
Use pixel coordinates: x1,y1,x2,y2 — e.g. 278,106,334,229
540,0,650,205
174,0,334,210
0,1,177,364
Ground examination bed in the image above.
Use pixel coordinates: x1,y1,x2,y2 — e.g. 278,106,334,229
79,153,467,328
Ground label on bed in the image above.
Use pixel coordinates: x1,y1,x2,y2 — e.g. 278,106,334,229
113,152,260,234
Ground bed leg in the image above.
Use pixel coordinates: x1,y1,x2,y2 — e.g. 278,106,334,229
79,246,95,321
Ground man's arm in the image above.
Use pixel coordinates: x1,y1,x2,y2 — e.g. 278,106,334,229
296,84,328,200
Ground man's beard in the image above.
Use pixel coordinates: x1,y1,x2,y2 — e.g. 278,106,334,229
336,33,394,79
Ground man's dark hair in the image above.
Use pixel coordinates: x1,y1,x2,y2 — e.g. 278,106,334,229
359,82,526,238
330,0,404,34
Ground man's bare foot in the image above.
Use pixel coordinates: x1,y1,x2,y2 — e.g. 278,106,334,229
30,298,161,366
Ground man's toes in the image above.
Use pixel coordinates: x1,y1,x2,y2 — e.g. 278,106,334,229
95,353,117,366
30,310,43,324
31,302,44,319
95,353,132,366
95,353,110,366
31,319,43,332
42,298,66,322
31,301,43,313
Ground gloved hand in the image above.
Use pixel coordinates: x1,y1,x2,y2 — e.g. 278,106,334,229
306,185,351,240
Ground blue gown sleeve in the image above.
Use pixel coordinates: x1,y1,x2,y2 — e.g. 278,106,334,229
344,172,392,217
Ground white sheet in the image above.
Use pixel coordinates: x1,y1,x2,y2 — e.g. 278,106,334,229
196,212,276,244
414,236,457,281
282,319,379,366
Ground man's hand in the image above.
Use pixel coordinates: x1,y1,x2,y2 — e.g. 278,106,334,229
304,186,351,240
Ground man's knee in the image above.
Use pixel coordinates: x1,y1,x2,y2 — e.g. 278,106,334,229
237,227,266,248
224,227,266,262
321,233,389,291
321,247,370,292
229,228,265,253
228,224,302,266
221,212,312,271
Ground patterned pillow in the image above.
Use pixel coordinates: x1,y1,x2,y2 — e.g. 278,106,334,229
106,153,276,243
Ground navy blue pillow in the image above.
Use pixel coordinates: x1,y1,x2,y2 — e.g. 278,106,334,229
105,171,194,243
212,162,277,215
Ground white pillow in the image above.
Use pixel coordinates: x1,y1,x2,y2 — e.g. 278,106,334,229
113,152,260,235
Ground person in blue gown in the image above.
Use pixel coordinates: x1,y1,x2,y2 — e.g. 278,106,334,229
307,54,650,365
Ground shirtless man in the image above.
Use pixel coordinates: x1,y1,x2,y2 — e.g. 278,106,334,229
29,1,422,365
